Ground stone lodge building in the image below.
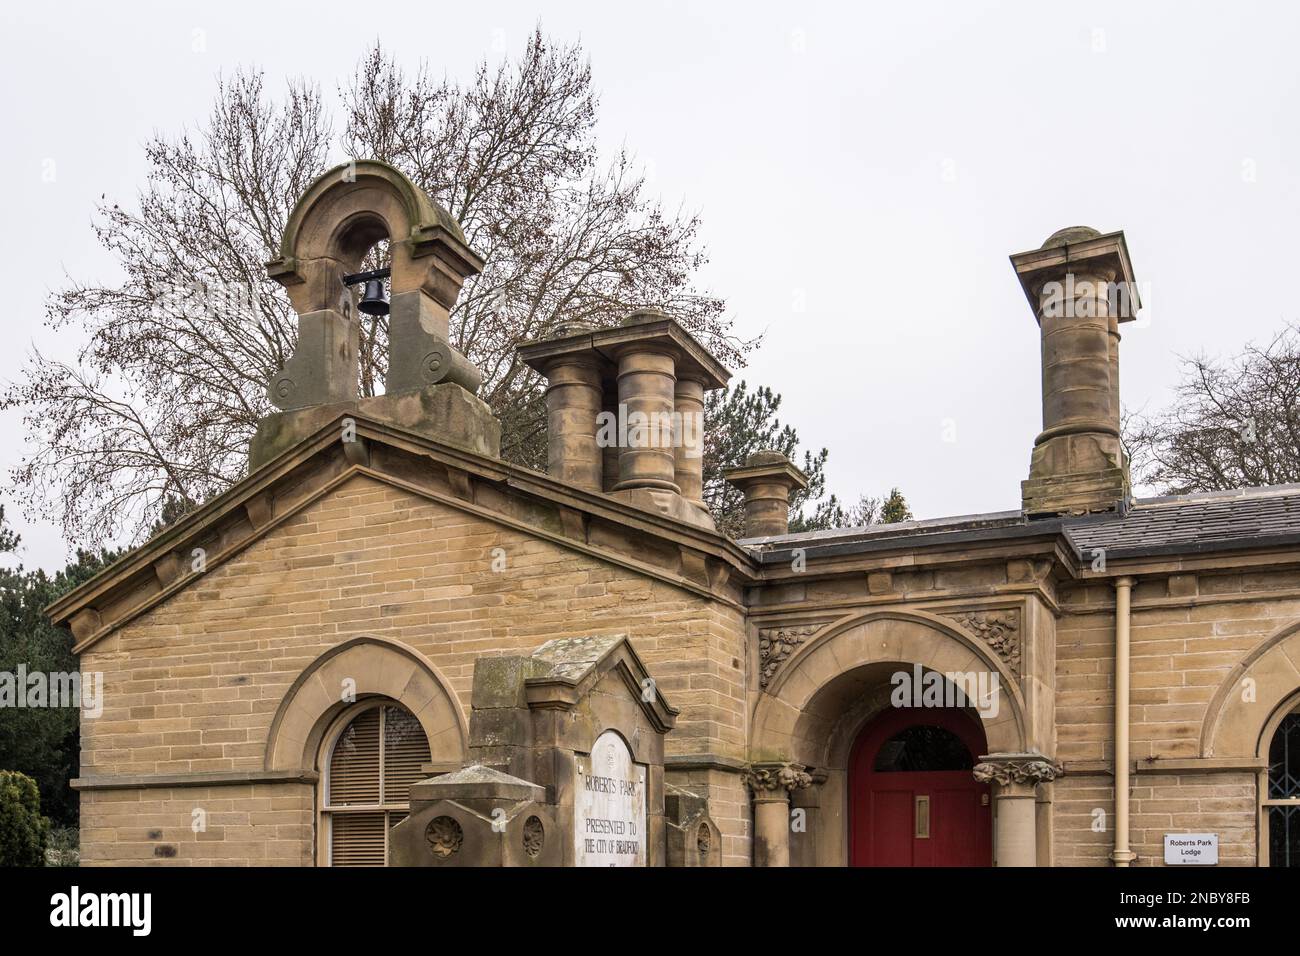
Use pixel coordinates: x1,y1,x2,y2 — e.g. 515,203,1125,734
50,161,1300,867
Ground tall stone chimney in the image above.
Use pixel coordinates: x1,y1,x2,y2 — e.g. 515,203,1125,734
518,310,730,530
1011,227,1140,516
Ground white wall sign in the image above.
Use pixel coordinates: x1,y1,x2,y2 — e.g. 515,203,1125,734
1164,833,1218,865
574,730,647,866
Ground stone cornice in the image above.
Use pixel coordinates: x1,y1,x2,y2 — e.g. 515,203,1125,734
72,768,319,792
518,313,730,390
521,634,680,734
1063,757,1267,776
749,589,1057,622
663,753,749,774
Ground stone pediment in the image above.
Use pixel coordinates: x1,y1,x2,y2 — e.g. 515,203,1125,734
46,413,754,654
523,634,679,734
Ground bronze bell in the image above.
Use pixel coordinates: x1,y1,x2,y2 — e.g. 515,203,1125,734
357,278,389,317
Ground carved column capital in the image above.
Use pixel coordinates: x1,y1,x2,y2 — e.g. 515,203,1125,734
743,762,812,800
972,752,1064,791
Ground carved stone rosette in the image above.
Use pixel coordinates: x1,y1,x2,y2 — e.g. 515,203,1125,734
944,610,1021,670
743,762,813,798
757,625,821,688
972,754,1064,789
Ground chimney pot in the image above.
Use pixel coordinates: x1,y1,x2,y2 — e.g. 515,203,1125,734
724,450,809,538
518,311,730,530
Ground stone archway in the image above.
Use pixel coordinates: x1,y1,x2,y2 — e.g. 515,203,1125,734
1200,619,1300,866
753,609,1027,764
269,158,478,318
1201,618,1300,759
749,609,1042,867
264,635,467,774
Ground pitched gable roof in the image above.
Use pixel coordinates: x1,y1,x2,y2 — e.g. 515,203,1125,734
47,413,755,653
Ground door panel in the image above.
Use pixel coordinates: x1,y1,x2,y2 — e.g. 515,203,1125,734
866,787,914,865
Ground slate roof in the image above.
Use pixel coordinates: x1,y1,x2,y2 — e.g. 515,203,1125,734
741,484,1300,565
1063,484,1300,559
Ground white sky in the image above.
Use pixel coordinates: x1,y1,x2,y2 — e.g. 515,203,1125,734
2,0,1298,571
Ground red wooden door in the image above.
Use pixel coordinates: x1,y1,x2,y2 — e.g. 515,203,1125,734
849,707,992,867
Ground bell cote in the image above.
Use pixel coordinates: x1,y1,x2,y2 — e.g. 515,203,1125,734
250,160,499,468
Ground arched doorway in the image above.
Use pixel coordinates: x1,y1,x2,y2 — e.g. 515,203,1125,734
850,705,992,866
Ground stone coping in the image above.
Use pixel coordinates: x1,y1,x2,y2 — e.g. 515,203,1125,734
72,768,320,792
1063,757,1268,777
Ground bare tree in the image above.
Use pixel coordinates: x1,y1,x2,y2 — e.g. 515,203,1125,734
6,73,330,544
1125,323,1300,494
340,36,745,465
6,32,751,547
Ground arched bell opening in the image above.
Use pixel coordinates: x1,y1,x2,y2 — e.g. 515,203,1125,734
261,160,485,415
348,234,392,398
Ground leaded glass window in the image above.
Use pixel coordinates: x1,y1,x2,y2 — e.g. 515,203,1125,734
1267,712,1300,867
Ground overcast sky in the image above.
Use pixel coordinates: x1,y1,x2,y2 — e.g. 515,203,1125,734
2,0,1298,571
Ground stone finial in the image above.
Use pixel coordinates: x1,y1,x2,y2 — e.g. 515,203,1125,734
1010,227,1140,517
723,450,809,539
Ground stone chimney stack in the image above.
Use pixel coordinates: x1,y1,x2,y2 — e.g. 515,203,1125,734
724,450,809,538
1011,227,1140,516
518,310,730,530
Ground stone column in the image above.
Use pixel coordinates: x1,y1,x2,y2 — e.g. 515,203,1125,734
613,347,680,493
673,376,707,509
744,762,811,867
973,753,1063,867
1038,265,1120,449
788,770,825,867
542,357,604,491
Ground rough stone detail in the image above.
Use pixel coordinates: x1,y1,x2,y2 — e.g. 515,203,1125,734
426,816,464,858
696,821,711,853
522,815,544,858
757,624,821,688
972,757,1064,787
742,762,812,795
943,610,1021,669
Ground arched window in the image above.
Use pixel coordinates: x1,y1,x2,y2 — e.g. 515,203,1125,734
872,724,975,773
322,701,431,867
1267,709,1300,867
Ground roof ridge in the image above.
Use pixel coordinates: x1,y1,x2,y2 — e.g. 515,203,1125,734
1132,483,1300,509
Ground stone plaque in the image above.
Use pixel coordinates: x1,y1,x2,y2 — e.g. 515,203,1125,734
1164,833,1218,865
574,730,647,866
